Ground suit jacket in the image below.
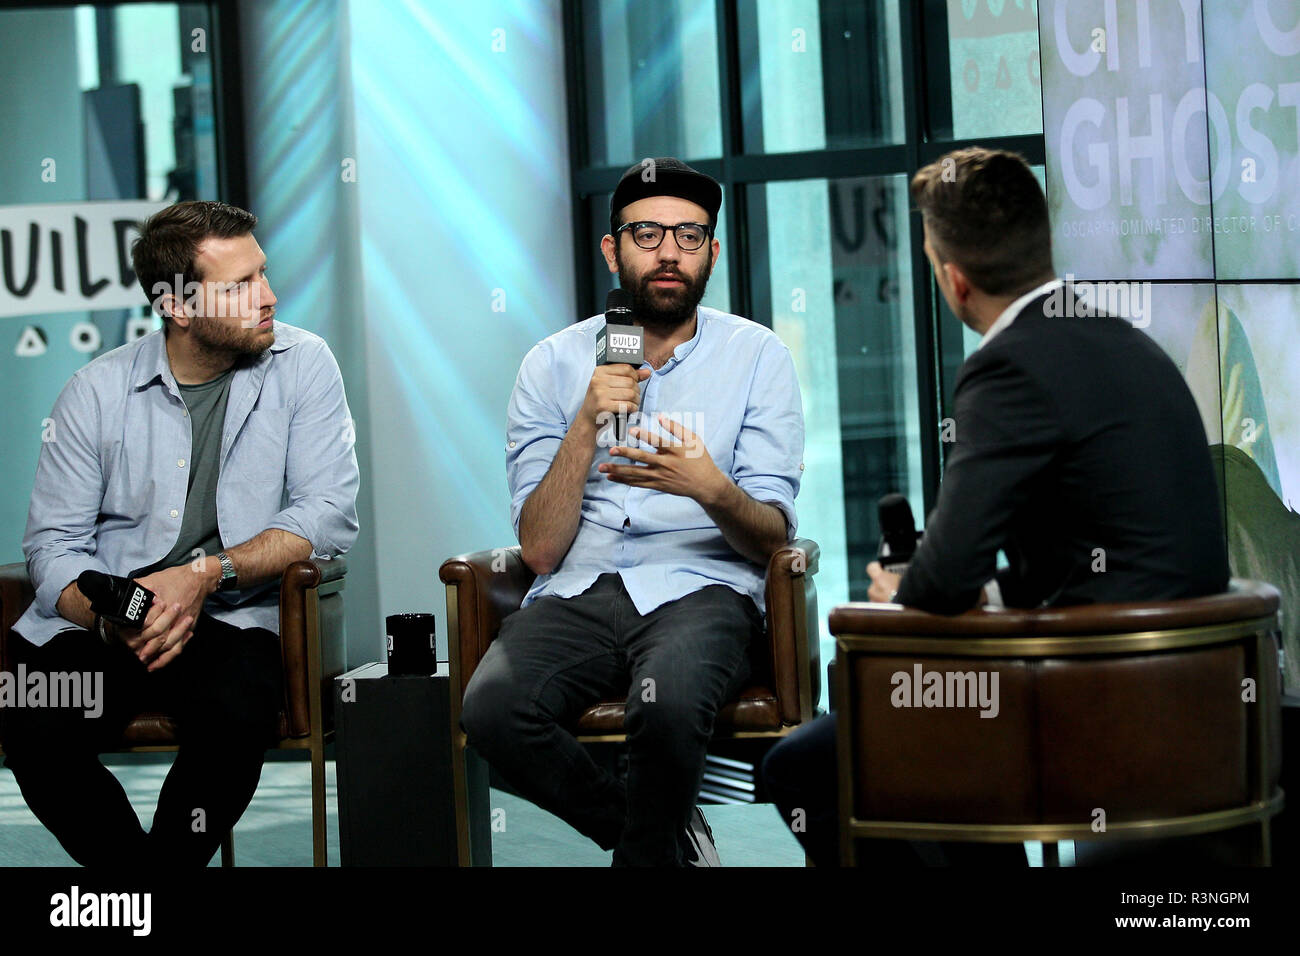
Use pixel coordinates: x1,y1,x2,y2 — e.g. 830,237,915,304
896,290,1229,614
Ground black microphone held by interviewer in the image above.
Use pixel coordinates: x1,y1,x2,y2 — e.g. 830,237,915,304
78,570,155,628
876,493,922,575
596,288,644,443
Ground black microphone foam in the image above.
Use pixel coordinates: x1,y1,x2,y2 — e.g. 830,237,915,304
78,569,155,627
604,287,633,320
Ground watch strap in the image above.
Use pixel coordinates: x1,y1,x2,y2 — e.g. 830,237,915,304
217,551,238,591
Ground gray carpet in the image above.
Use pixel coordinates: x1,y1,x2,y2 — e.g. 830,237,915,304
0,757,809,866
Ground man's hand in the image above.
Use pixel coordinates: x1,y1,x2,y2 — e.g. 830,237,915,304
581,364,651,432
126,561,219,669
135,562,218,630
866,562,988,609
599,414,729,504
866,561,902,603
115,602,197,672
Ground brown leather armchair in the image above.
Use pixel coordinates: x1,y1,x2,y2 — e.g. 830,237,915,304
830,581,1284,865
438,539,820,865
0,558,346,867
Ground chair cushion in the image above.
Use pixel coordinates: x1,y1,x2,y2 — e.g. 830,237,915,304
119,711,293,747
119,713,180,747
572,684,783,735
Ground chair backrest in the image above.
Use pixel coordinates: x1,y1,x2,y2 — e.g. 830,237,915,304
831,580,1283,842
441,540,823,725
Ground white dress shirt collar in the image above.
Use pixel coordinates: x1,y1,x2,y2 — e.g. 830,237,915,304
977,277,1065,349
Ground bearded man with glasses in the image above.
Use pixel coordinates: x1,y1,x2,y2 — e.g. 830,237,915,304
460,158,805,866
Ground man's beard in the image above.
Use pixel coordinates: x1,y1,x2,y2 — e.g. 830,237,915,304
189,311,274,360
616,254,711,333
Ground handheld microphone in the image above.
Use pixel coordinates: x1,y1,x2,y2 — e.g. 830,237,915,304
597,289,644,443
876,494,922,575
77,570,155,628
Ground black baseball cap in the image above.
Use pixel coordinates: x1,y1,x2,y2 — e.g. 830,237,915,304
609,157,722,234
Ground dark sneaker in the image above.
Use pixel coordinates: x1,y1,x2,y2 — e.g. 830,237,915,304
683,807,721,866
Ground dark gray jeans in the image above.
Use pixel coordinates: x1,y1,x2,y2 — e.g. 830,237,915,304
460,573,761,866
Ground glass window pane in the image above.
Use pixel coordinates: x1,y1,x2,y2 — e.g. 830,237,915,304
748,174,918,703
932,0,1043,140
0,2,219,560
737,0,904,152
581,0,722,167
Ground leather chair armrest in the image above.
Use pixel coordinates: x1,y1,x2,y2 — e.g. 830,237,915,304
0,563,34,680
440,547,536,699
280,557,348,738
829,579,1280,638
764,538,820,724
310,556,348,587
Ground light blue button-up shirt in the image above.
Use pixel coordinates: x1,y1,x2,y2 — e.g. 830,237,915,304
507,306,804,616
16,322,360,647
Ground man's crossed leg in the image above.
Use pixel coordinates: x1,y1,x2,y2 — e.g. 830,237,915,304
461,573,760,866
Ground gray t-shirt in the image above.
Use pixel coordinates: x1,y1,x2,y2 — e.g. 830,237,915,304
135,367,234,576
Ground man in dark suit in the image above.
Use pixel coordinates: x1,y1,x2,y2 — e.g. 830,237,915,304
762,147,1228,867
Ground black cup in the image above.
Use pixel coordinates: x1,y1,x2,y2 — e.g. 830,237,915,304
386,613,437,675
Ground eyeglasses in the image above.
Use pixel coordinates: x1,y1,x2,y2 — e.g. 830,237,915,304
615,220,712,252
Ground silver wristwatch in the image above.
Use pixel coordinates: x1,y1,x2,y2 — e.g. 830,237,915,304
216,551,238,591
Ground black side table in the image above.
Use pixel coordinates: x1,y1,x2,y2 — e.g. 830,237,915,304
334,661,491,866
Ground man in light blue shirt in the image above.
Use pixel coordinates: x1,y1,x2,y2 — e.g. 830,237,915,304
461,159,804,866
1,201,359,866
